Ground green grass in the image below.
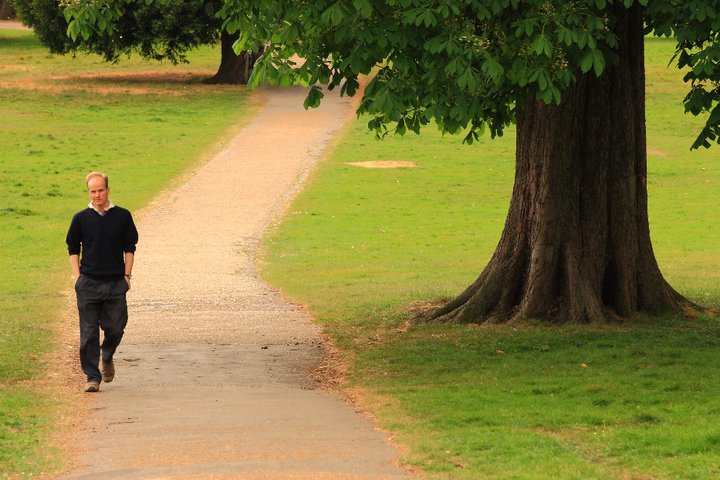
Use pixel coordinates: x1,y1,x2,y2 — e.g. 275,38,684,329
644,38,720,307
0,388,56,477
0,28,259,476
261,36,720,478
357,319,720,479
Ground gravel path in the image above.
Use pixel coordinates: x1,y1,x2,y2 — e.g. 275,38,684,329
58,86,409,479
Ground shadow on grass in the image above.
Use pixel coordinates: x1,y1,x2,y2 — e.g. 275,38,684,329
59,71,215,85
6,70,242,96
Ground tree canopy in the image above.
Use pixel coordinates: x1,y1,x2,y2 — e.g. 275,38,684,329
219,0,720,149
17,0,220,62
15,0,257,84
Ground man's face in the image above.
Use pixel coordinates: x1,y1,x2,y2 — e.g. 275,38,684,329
87,176,110,209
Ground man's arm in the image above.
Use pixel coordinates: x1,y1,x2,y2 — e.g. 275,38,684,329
124,252,134,289
70,254,80,280
67,213,82,280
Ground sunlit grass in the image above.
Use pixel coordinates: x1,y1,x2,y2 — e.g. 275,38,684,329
262,36,720,478
0,28,260,476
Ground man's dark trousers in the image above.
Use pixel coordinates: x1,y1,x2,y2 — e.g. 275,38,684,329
75,276,129,382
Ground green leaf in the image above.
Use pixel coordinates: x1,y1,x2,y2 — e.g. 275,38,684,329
425,35,448,54
587,35,597,50
551,85,561,105
340,77,360,96
370,86,394,115
450,104,466,121
576,32,588,49
528,68,540,84
395,118,406,135
303,86,324,109
580,51,594,74
283,22,300,43
515,18,536,38
444,56,466,75
532,35,552,57
321,2,348,26
476,4,492,21
352,0,373,18
557,26,573,46
66,19,80,42
481,58,504,85
706,109,720,133
458,66,478,91
249,56,275,88
537,69,550,91
538,87,553,104
418,9,437,27
592,49,605,76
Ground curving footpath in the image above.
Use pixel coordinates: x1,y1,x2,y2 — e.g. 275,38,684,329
58,86,410,479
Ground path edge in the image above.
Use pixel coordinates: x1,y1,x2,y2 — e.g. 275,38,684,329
251,81,419,476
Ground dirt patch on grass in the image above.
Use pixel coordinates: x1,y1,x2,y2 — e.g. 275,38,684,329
1,64,31,72
347,161,419,169
647,147,669,157
397,297,452,319
311,334,350,390
0,21,29,30
5,70,232,96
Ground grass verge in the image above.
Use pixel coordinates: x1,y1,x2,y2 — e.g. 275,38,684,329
1,28,260,476
261,37,720,478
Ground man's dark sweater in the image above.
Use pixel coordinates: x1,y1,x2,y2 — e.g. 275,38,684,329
66,206,139,281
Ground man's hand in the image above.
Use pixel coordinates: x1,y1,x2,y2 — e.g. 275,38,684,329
69,254,81,280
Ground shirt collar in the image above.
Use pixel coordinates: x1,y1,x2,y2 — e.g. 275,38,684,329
88,201,115,216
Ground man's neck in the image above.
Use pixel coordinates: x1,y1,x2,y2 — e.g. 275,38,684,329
89,201,114,215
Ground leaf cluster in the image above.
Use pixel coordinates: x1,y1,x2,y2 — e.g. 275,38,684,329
18,0,223,64
646,1,720,149
220,0,627,142
13,0,75,54
220,0,720,149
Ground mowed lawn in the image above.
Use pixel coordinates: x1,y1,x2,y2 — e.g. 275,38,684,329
0,28,259,475
261,37,720,479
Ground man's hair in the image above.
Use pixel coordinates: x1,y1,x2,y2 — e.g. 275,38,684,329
86,171,109,189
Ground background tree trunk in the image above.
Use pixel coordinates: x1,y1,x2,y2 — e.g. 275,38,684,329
204,31,261,85
0,0,16,20
432,3,693,324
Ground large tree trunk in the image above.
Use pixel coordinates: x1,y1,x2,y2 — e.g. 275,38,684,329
204,31,261,85
432,4,695,324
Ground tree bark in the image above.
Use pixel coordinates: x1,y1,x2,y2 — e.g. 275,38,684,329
432,4,695,324
204,31,261,85
0,0,16,20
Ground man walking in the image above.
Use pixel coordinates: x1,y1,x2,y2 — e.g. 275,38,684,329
66,172,138,392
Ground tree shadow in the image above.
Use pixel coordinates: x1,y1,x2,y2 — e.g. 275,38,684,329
59,71,214,86
46,70,239,95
